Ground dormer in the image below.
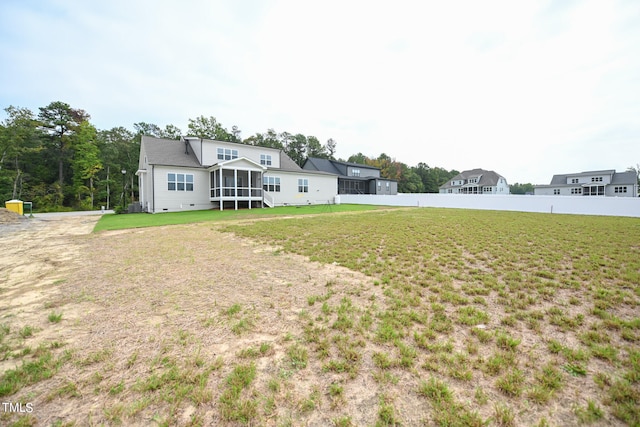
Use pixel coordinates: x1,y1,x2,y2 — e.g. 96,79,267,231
467,174,482,184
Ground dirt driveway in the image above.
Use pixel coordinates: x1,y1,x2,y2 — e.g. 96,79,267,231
0,210,391,426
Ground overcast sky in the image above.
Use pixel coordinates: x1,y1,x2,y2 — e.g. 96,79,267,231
1,0,638,184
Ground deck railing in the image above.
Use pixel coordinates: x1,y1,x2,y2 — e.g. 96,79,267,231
210,187,263,198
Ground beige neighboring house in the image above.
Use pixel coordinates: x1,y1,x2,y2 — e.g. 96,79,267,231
136,136,337,213
534,170,638,197
439,168,509,194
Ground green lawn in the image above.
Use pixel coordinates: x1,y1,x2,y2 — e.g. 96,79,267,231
93,204,388,232
221,208,640,426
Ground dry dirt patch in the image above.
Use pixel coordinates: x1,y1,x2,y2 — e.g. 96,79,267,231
1,216,391,426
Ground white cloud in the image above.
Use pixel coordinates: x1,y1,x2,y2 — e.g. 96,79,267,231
0,0,638,184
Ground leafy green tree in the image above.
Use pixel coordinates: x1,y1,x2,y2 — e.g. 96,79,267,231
287,134,308,167
243,129,283,149
413,163,459,192
325,138,337,159
38,101,89,190
187,115,231,141
263,129,283,149
306,136,328,159
399,166,424,193
279,131,292,151
0,106,42,200
71,121,102,208
97,127,137,209
231,125,242,143
243,133,264,146
509,182,535,195
133,122,162,137
160,124,182,140
347,153,369,164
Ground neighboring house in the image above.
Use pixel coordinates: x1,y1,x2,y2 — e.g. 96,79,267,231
136,136,337,212
302,157,398,195
439,168,509,194
534,170,638,197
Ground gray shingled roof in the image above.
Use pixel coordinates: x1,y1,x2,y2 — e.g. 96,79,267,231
439,168,506,189
276,151,303,172
548,170,636,186
303,158,342,175
611,171,636,185
142,136,202,168
303,157,381,178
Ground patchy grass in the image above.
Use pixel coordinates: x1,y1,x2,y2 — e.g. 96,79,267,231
3,207,640,426
223,207,640,425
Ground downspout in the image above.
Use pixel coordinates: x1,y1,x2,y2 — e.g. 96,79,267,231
151,165,155,213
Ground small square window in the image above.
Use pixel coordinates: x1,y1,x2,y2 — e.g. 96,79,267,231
260,154,272,166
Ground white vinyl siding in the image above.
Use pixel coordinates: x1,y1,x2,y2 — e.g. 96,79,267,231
153,167,210,212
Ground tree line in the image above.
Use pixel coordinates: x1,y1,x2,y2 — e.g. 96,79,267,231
1,101,474,211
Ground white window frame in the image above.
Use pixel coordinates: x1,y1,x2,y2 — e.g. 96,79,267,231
260,154,272,166
168,173,194,191
263,176,281,192
217,148,238,161
352,169,361,177
298,178,309,193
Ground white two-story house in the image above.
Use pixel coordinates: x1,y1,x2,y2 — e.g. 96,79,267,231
439,169,509,194
136,136,338,212
534,170,638,197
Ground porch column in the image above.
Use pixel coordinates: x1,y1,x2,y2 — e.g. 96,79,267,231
234,168,238,210
138,174,144,211
219,167,223,211
248,170,252,210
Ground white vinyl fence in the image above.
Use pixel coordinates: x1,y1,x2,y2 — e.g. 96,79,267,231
336,194,640,218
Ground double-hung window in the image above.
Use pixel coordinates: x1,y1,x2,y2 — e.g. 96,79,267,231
263,176,281,192
298,178,308,193
217,148,238,161
168,173,194,191
260,154,272,166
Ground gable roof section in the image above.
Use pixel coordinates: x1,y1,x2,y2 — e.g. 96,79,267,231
277,151,304,172
142,136,202,168
547,170,634,186
440,168,505,189
611,171,636,185
208,157,266,171
303,157,381,178
303,158,342,175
